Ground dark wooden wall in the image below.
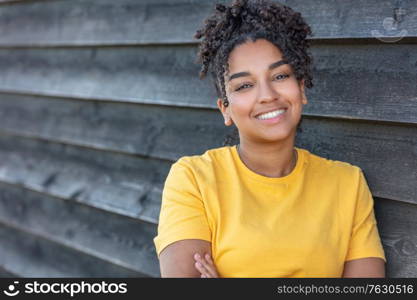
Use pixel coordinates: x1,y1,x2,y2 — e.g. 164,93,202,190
0,0,415,278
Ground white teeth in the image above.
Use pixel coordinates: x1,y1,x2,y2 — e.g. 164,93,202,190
256,109,286,120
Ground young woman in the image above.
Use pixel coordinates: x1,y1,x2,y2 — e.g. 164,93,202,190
153,0,386,278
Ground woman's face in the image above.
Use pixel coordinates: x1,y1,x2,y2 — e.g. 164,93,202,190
218,38,307,144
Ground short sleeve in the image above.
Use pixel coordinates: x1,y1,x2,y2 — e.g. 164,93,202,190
345,168,386,263
153,159,212,257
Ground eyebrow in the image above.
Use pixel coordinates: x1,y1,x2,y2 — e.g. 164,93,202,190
227,59,289,82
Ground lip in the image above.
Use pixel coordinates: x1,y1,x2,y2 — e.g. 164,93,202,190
255,109,286,124
254,107,287,118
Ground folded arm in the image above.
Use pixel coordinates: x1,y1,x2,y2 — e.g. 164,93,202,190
158,239,212,277
342,257,385,277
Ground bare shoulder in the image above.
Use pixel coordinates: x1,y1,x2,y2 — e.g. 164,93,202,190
158,239,212,278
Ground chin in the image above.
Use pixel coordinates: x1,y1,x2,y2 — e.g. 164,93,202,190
261,126,295,139
257,132,294,143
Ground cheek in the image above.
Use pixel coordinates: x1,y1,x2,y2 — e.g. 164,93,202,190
230,95,255,117
282,87,304,108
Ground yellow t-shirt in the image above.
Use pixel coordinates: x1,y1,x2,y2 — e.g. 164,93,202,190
153,145,386,277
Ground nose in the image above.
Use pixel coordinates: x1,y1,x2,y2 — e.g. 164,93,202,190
257,80,278,103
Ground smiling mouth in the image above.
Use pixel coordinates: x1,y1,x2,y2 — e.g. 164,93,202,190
255,108,287,120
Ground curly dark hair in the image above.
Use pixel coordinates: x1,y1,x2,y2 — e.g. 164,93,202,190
194,0,314,146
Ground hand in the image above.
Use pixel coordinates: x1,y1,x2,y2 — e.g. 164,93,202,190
193,253,219,278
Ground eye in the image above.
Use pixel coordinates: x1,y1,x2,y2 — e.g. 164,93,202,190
235,83,253,92
274,74,290,81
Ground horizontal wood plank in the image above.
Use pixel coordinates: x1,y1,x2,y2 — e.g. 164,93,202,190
0,132,168,224
0,94,229,160
0,43,415,124
0,0,415,46
0,221,149,277
0,181,160,277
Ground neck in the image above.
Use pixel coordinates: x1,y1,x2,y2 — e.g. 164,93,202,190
237,139,297,178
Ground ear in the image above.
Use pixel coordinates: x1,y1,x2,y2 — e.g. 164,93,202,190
217,98,227,116
217,98,233,126
300,79,308,105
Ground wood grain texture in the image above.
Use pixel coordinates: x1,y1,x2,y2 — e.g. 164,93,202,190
0,0,415,279
0,95,415,205
375,197,417,277
0,94,229,159
0,181,160,277
0,43,415,124
0,221,148,277
296,118,417,205
0,0,415,46
0,132,168,224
